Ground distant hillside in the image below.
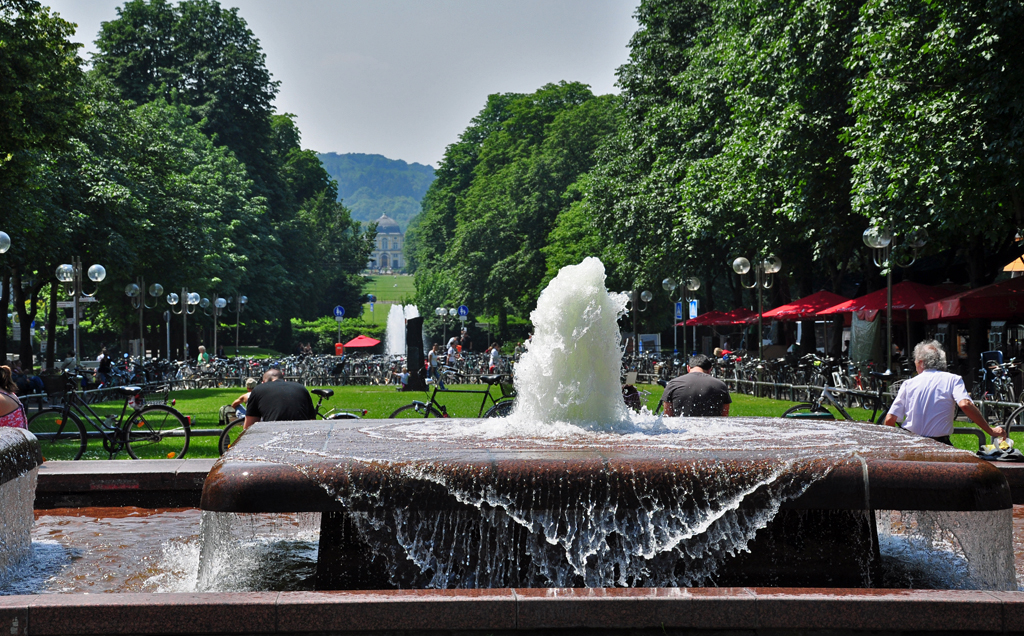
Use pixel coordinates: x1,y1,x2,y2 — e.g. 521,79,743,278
317,152,435,232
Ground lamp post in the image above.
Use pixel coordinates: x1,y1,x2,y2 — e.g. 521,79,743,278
125,278,164,359
662,276,701,357
227,294,247,355
626,290,652,355
732,254,782,361
168,288,200,362
863,227,928,373
55,257,105,364
435,307,457,343
203,296,228,356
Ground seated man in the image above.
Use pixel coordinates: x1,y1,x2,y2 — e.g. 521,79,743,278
243,368,316,429
884,340,1004,444
661,354,731,417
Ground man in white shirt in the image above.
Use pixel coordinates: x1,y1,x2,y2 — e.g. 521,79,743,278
884,340,1004,444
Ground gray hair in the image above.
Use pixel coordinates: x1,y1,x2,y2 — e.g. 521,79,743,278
913,340,947,371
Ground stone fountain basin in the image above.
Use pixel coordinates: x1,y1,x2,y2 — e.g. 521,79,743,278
200,418,1011,514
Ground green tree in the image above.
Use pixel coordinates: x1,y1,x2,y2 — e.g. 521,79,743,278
0,0,84,365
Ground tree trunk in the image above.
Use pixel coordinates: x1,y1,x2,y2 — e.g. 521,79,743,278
498,305,509,343
12,268,44,373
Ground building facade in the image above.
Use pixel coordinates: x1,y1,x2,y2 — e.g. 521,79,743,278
368,214,403,272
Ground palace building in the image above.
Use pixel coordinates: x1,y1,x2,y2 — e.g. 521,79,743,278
368,214,403,272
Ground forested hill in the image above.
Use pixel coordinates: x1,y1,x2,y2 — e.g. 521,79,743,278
317,153,435,231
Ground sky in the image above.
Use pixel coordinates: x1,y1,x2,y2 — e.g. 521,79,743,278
44,1,640,167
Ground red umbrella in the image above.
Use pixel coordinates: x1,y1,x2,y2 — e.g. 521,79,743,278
926,276,1024,320
342,335,381,348
761,290,849,321
818,281,958,319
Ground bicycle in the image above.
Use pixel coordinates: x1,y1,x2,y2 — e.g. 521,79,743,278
27,371,190,461
782,371,896,424
218,388,368,454
389,374,515,419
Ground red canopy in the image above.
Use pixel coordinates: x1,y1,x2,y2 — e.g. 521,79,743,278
342,335,381,348
926,276,1024,320
818,282,958,319
761,290,849,321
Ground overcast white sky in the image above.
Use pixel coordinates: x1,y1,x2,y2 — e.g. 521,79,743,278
44,1,639,167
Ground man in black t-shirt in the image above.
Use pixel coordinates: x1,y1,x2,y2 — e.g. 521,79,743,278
661,354,731,417
243,368,316,429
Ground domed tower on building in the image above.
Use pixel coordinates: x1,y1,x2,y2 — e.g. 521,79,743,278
367,214,404,272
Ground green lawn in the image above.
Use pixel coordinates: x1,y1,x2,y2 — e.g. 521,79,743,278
360,274,416,322
46,383,1012,460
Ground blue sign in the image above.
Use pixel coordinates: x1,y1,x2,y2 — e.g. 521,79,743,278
675,302,683,321
333,305,345,318
457,305,469,317
688,299,699,320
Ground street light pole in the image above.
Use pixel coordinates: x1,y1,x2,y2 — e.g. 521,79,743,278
55,256,105,363
663,277,700,359
203,296,227,356
228,294,248,355
168,288,199,362
125,278,164,359
863,227,928,374
733,255,782,361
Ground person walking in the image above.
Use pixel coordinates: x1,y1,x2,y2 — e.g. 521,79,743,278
661,354,731,417
884,340,1004,445
428,344,446,389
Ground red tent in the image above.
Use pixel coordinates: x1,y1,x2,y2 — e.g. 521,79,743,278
818,281,959,320
761,290,849,321
342,335,381,348
926,276,1024,320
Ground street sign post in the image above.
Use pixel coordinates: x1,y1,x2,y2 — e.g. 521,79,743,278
675,302,683,321
457,305,469,322
333,306,345,343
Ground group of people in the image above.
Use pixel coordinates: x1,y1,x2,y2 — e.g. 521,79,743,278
659,340,1005,446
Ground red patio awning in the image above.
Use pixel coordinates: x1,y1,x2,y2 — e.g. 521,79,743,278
342,335,381,348
683,310,729,327
685,308,758,326
818,281,959,319
925,276,1024,321
761,290,849,321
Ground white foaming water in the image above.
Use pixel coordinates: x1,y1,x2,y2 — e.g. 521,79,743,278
508,257,631,431
385,304,406,356
0,468,36,579
403,304,420,320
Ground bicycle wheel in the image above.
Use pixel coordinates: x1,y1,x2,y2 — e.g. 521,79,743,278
389,403,443,418
27,408,88,461
218,418,245,455
782,403,837,420
484,399,515,418
1004,404,1024,435
124,404,191,459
